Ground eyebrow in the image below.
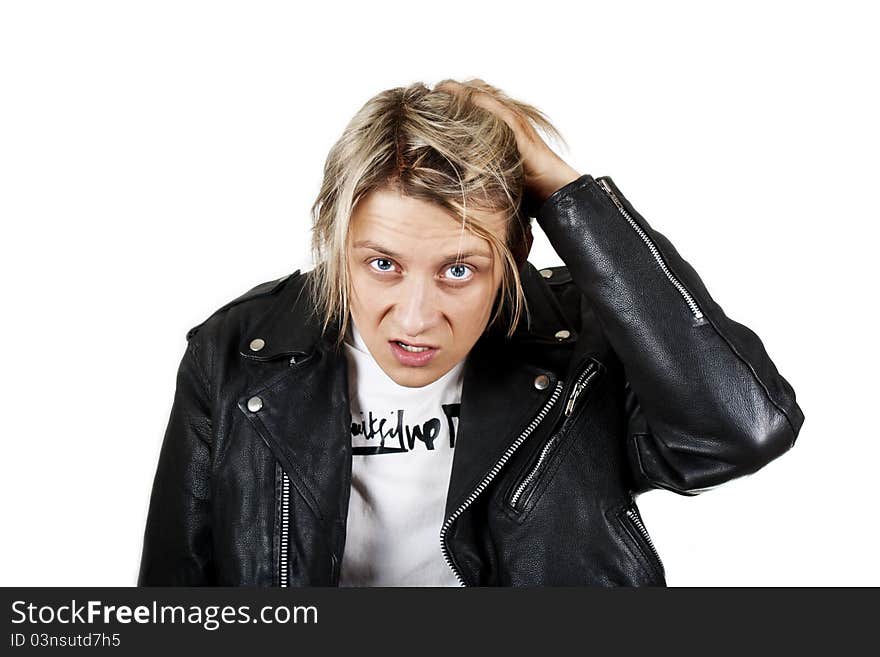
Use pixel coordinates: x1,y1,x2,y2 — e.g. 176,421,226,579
352,240,492,262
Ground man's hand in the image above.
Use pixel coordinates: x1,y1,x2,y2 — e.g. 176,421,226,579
434,79,582,206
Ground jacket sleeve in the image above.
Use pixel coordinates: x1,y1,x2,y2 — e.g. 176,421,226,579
536,173,805,496
138,334,215,585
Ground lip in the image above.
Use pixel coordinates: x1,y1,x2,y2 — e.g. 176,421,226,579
389,340,439,367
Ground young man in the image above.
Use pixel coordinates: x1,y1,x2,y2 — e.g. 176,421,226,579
138,80,804,586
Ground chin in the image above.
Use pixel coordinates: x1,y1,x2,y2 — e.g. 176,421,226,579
386,363,439,388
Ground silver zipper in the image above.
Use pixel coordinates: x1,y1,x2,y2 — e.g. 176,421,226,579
596,177,704,321
564,361,598,416
625,504,664,575
440,379,565,586
279,470,291,587
509,434,559,509
277,354,298,587
509,362,599,509
278,468,340,587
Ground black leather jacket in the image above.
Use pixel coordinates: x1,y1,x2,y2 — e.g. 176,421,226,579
137,173,805,586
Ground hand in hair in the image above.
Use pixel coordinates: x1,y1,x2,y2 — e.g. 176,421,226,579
434,78,582,206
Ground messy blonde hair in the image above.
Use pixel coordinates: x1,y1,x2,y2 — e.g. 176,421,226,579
307,78,567,349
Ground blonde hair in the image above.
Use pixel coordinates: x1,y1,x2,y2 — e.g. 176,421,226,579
307,78,568,349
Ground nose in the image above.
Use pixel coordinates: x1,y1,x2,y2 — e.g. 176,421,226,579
395,275,442,339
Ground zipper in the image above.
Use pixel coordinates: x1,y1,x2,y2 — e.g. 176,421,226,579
278,468,341,587
440,378,565,586
277,354,307,587
564,360,599,417
279,469,291,587
508,361,600,511
596,177,704,321
624,501,665,577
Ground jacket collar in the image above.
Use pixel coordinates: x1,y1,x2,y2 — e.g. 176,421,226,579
238,261,579,362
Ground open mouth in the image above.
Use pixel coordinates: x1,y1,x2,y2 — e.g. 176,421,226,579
388,339,439,366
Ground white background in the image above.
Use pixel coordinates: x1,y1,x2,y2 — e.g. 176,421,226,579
1,0,876,586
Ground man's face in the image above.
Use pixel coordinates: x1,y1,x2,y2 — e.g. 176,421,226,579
346,186,508,388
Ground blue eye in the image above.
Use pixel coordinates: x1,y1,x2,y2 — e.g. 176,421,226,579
445,263,473,282
369,258,395,273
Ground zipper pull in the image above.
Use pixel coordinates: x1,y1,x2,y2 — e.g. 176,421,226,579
564,362,597,416
564,382,584,416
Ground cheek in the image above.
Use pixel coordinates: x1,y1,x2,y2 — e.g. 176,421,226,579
449,279,498,329
348,269,381,311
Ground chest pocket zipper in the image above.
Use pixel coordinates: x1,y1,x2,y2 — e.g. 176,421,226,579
506,360,601,513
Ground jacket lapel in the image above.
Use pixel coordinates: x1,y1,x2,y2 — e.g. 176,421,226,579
238,349,350,530
236,272,351,562
443,332,563,519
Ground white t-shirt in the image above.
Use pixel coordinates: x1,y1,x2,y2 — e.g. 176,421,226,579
339,319,464,587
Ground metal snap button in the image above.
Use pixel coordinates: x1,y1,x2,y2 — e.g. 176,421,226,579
534,374,550,390
539,268,553,279
555,329,571,340
247,396,263,412
249,338,266,352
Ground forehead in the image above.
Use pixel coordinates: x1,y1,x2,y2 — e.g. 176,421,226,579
349,187,508,248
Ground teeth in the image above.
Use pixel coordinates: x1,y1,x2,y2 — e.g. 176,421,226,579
397,341,430,353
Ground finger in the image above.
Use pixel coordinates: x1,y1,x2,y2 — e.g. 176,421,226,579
435,81,541,154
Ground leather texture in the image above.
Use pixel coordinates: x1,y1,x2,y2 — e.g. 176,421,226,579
137,173,805,587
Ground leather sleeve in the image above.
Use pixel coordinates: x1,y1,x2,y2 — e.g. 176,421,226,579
536,174,805,496
138,335,215,585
